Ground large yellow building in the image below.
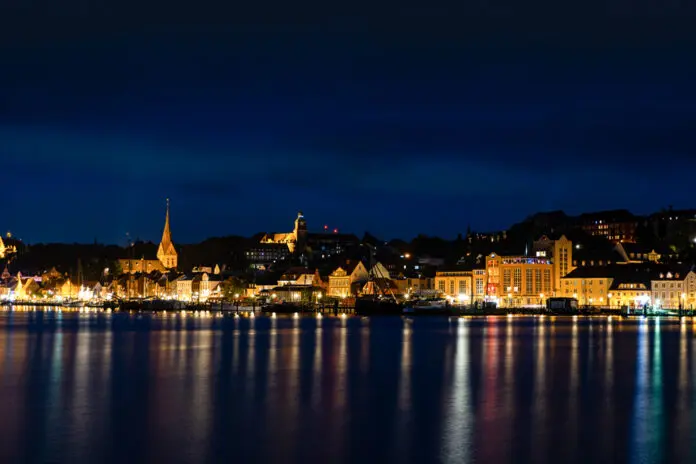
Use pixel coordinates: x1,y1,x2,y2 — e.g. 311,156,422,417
533,234,575,294
560,267,613,308
486,254,553,307
435,269,473,302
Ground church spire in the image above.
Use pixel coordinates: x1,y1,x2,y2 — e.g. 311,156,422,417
157,198,178,269
162,198,172,245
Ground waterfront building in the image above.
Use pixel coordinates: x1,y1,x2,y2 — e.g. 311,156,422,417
175,274,195,301
278,267,313,286
198,272,223,301
328,261,369,297
486,253,553,307
58,278,81,299
560,267,613,308
0,272,39,300
533,234,575,294
269,284,322,303
434,268,473,302
393,272,434,296
651,267,696,309
609,279,652,311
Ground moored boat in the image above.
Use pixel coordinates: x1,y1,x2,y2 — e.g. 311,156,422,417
402,298,453,315
354,296,403,316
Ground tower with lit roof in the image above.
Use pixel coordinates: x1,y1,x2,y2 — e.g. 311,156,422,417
157,199,178,269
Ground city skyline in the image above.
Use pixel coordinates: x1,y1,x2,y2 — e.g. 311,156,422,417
2,202,694,246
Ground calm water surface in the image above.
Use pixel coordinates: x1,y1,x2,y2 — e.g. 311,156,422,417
1,309,695,463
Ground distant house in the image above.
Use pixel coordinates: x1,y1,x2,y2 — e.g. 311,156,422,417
328,261,369,298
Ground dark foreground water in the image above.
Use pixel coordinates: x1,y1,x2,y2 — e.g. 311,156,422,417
1,310,695,463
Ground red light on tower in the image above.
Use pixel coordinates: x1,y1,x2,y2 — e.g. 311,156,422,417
324,225,328,230
333,228,338,234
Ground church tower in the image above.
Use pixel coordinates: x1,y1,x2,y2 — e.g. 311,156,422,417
293,211,308,253
157,199,178,270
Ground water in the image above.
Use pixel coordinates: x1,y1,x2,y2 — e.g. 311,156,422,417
0,309,695,463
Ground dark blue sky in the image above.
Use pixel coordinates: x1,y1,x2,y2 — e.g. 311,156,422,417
2,1,696,244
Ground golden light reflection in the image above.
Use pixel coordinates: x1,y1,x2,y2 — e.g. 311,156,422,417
441,318,471,462
268,316,278,395
247,317,256,396
629,317,650,461
532,315,547,462
360,318,370,373
333,315,348,409
398,319,412,411
565,314,579,457
312,319,322,406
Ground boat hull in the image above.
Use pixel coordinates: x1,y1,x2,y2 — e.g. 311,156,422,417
403,306,455,315
355,298,403,316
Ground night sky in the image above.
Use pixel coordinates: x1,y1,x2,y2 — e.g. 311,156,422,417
2,1,695,244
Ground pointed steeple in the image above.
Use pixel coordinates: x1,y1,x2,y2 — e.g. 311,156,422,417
162,198,172,246
157,198,178,269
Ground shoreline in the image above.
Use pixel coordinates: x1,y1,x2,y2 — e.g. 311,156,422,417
0,303,692,320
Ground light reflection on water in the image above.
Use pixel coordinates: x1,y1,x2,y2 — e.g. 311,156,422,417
0,310,695,463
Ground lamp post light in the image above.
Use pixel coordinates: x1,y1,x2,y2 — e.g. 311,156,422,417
539,293,544,308
507,292,513,308
608,293,612,310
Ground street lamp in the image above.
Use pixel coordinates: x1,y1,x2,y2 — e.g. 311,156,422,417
507,292,512,308
539,293,544,307
607,292,613,309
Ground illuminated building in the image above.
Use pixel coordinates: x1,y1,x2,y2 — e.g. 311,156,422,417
578,209,638,243
609,279,651,311
119,199,178,274
0,233,17,259
393,273,434,295
651,267,696,309
614,242,664,263
486,254,553,307
258,211,359,259
533,234,575,294
260,211,307,253
245,243,291,268
328,261,369,297
560,267,613,308
156,199,178,269
434,268,473,302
